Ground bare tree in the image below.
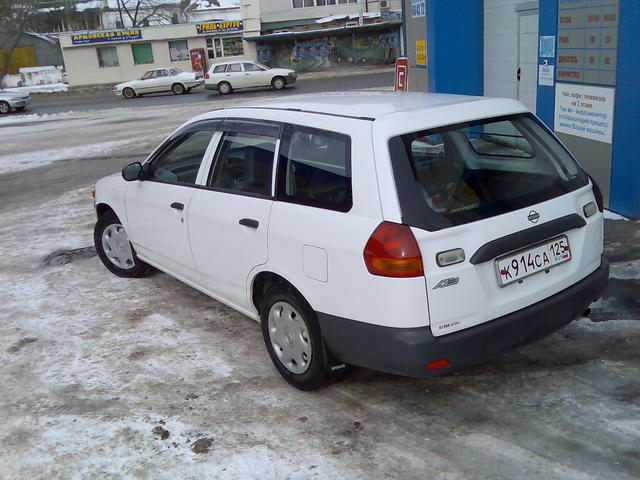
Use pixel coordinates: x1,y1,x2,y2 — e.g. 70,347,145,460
112,0,174,28
0,0,40,85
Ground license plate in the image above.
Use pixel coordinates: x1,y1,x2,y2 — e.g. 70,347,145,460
495,235,571,286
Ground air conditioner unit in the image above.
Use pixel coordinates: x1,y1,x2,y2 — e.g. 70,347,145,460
380,0,389,9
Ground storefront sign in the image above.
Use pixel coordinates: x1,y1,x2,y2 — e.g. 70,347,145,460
415,40,426,67
554,83,615,143
71,29,142,45
196,20,243,35
556,0,619,86
411,0,425,18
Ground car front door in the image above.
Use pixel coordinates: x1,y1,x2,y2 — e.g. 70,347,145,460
188,119,280,311
125,120,220,280
242,62,270,88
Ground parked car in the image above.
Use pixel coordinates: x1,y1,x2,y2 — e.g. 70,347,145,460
114,67,203,99
93,92,609,390
0,89,31,114
204,61,296,95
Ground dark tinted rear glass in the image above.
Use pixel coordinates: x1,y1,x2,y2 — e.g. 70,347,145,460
389,113,588,230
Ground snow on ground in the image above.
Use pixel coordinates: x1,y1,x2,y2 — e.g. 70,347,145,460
0,97,638,479
605,209,630,221
4,83,68,93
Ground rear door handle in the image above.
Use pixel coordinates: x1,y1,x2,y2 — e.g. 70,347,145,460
239,218,259,229
170,202,184,211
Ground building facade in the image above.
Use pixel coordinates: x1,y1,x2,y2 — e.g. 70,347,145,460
403,0,639,219
59,20,254,86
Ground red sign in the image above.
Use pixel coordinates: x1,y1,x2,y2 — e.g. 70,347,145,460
394,57,409,92
189,48,206,74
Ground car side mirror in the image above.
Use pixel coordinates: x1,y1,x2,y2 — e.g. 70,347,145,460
122,162,144,181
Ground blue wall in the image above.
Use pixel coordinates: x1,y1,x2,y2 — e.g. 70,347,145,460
426,0,483,96
608,1,640,218
535,0,559,128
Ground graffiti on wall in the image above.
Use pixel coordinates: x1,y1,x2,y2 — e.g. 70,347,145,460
257,28,401,71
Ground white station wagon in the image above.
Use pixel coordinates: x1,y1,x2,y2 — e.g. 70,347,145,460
93,92,609,390
204,60,297,95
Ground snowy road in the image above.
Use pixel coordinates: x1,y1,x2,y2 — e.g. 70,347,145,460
1,99,639,479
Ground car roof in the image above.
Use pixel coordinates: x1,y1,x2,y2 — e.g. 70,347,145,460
210,92,528,122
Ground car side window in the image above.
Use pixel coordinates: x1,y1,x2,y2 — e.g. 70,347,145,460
227,63,242,73
156,70,168,77
277,124,352,212
147,128,216,185
208,131,277,196
243,62,263,72
213,64,226,73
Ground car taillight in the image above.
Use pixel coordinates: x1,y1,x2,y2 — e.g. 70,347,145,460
204,73,210,79
363,222,423,277
589,174,604,212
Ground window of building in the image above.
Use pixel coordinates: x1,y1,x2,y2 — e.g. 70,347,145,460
206,36,244,59
293,0,353,6
97,46,119,68
131,42,154,65
277,124,352,212
169,39,189,62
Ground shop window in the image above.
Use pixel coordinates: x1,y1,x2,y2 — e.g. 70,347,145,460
132,42,154,65
205,36,244,59
293,0,345,6
97,46,119,68
169,39,189,62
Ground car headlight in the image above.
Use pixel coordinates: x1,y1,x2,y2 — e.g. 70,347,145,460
288,71,296,76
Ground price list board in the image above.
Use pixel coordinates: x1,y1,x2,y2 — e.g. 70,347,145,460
556,0,619,86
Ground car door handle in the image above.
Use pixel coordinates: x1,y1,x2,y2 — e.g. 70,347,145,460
170,202,184,211
239,218,259,229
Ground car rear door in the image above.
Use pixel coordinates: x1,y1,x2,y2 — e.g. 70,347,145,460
385,114,601,337
223,62,247,88
124,120,220,280
188,119,279,310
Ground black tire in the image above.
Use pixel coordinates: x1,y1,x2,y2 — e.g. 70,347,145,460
122,87,136,99
94,210,152,278
260,285,328,391
218,81,232,95
172,83,185,95
15,106,25,112
0,101,11,114
271,76,286,90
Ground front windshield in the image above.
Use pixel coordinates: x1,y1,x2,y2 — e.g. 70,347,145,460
255,62,270,70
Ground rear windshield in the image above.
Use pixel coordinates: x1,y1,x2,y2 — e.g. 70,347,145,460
389,113,588,230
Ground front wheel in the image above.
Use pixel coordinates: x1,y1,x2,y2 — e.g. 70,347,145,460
260,286,328,390
0,101,11,114
94,211,152,278
271,76,286,90
122,87,136,99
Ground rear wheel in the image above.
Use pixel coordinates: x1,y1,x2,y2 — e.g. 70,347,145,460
171,83,185,95
122,87,136,99
260,286,328,390
271,76,286,90
0,101,10,114
94,211,152,278
218,81,232,95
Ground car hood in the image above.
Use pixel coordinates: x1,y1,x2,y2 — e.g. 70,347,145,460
114,80,133,89
0,91,30,100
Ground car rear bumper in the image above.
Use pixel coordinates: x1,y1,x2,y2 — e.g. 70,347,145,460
317,255,609,378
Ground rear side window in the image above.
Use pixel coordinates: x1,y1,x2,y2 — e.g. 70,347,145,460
277,124,352,212
147,129,216,184
213,64,226,73
208,132,276,196
389,113,588,230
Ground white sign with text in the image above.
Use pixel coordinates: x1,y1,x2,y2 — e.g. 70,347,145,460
554,83,615,144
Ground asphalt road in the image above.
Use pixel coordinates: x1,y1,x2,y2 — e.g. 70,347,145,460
28,71,394,115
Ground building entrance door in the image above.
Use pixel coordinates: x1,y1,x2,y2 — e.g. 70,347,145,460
517,9,539,112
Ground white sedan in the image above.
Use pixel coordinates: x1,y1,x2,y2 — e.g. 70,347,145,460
0,89,31,114
114,67,203,99
204,61,297,95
